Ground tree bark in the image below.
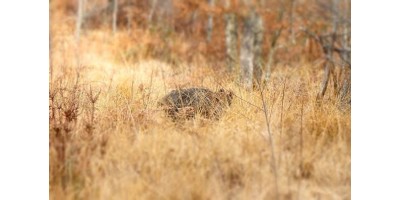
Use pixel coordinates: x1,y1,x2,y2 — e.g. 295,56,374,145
112,0,118,34
206,0,215,43
264,7,284,82
253,13,264,86
126,0,133,34
339,0,351,104
148,0,158,24
225,13,238,72
331,0,339,94
317,0,338,101
317,60,332,101
75,0,85,41
289,0,296,44
240,14,255,90
264,28,282,82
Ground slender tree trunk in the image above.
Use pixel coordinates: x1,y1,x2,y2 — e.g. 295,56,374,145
148,0,158,25
317,0,338,101
264,8,284,82
331,0,339,95
190,10,199,33
339,0,351,104
318,36,335,101
112,0,118,34
264,28,282,82
206,0,215,43
126,0,134,34
289,0,296,44
253,13,264,86
240,13,255,90
75,0,85,41
317,60,331,101
225,13,238,72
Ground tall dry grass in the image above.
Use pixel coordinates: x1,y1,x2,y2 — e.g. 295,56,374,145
50,9,350,200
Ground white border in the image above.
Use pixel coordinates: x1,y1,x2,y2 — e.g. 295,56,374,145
1,0,400,199
352,0,400,199
0,1,49,199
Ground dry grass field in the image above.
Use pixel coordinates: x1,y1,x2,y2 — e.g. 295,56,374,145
50,2,350,199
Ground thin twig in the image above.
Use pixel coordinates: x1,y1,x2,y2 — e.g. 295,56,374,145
257,79,280,200
296,99,304,200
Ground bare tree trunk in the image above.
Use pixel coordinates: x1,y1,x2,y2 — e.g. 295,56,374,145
148,0,158,25
240,14,255,90
253,13,264,86
126,0,134,34
317,0,338,101
339,0,351,104
206,0,215,42
225,13,238,72
75,0,85,41
331,0,339,95
289,0,296,44
264,7,284,82
317,34,335,101
189,10,199,33
317,60,332,101
112,0,118,34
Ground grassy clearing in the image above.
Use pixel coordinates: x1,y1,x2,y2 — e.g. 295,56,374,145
50,20,350,200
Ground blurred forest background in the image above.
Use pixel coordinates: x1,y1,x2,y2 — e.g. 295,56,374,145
50,0,350,101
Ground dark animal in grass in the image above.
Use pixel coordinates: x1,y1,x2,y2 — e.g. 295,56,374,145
158,87,234,120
